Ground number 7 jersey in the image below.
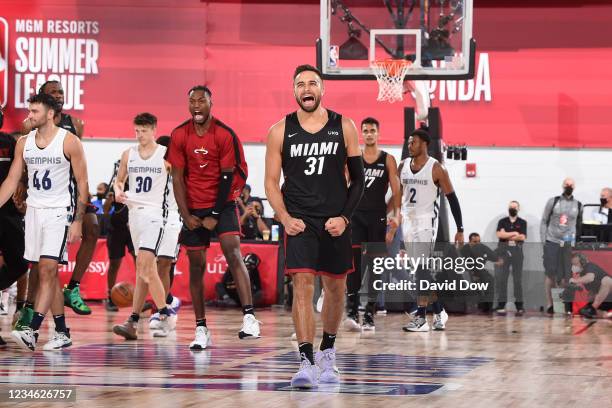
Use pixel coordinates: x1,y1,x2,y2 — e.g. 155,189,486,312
126,144,170,211
23,128,74,209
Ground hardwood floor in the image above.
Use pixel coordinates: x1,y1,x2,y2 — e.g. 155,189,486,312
0,304,610,407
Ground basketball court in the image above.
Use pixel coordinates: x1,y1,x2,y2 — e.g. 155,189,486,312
0,0,611,406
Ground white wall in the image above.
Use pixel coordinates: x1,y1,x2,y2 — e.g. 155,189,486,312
84,139,611,241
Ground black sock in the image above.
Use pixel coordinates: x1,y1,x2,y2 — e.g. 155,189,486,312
298,342,314,364
365,302,376,315
30,312,45,331
564,302,572,313
320,332,336,351
242,304,254,316
515,302,523,310
67,279,79,290
196,318,207,327
159,307,169,317
25,301,34,310
498,302,505,309
432,301,443,315
53,314,67,333
130,312,140,323
417,306,426,318
166,293,174,304
347,293,358,315
16,301,26,311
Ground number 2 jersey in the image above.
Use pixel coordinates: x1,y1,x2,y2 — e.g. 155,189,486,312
23,128,74,209
400,156,441,221
281,110,348,218
125,144,171,213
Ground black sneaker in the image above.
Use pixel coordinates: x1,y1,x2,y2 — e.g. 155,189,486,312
105,298,119,312
362,312,375,331
546,306,554,315
579,305,597,319
0,336,6,347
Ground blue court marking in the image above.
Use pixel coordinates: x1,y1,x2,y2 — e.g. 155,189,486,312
0,345,493,396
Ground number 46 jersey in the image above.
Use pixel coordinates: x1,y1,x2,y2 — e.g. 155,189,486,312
24,128,73,209
126,144,170,211
281,110,348,218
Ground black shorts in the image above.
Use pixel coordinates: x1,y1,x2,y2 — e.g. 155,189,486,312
351,210,387,248
107,226,135,260
0,213,29,290
543,241,572,282
285,216,353,279
179,202,241,250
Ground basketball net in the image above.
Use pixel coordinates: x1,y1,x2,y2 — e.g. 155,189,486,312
370,59,411,103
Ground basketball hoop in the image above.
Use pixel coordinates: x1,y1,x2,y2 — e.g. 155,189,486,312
370,59,412,103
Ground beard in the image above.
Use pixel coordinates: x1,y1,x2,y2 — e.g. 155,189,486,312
296,95,321,113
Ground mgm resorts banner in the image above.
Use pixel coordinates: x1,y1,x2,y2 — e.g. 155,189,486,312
357,242,612,312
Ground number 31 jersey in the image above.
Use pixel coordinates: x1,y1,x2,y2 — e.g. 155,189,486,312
23,128,73,209
126,144,170,211
281,110,348,218
400,156,440,220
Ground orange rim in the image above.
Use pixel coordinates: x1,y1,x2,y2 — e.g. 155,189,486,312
373,59,411,76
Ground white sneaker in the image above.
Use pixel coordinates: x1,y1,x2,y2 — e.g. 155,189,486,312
170,296,181,312
0,291,8,315
149,312,161,330
43,331,72,351
402,316,430,332
315,348,339,383
433,309,448,331
189,326,212,350
343,314,361,332
11,327,38,351
316,291,324,313
291,355,319,389
153,312,174,337
239,314,261,339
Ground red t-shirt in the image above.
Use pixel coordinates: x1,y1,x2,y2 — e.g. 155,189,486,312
168,117,248,209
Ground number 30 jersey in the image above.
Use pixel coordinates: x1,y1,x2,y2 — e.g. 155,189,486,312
126,144,170,211
281,110,348,218
400,156,440,221
23,128,73,209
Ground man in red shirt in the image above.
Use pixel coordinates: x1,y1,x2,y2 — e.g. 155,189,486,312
168,85,260,350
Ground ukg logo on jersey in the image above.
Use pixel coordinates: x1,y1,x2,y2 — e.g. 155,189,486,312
0,17,8,107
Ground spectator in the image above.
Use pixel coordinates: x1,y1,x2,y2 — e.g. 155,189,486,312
91,182,109,215
495,201,527,315
568,253,611,318
540,177,582,316
240,199,270,240
461,233,502,313
214,253,263,307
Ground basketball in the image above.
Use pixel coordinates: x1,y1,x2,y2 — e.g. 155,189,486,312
110,282,134,308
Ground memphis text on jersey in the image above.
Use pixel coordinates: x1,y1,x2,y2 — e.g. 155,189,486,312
25,156,62,165
128,166,162,174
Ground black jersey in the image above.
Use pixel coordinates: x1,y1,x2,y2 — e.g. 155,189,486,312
281,110,348,218
357,150,389,213
58,113,77,136
0,133,19,216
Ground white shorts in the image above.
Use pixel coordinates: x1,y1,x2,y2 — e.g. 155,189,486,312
128,207,165,255
157,210,181,260
402,216,438,259
24,207,71,264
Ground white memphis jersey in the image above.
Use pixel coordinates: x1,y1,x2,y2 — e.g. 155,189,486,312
23,128,73,209
400,156,441,221
125,144,169,211
166,173,178,212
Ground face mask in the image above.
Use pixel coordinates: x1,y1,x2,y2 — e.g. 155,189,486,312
508,208,518,217
601,198,608,207
96,193,105,200
563,186,573,196
571,265,582,274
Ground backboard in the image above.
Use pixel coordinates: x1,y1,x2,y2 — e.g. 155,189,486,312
317,0,475,80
